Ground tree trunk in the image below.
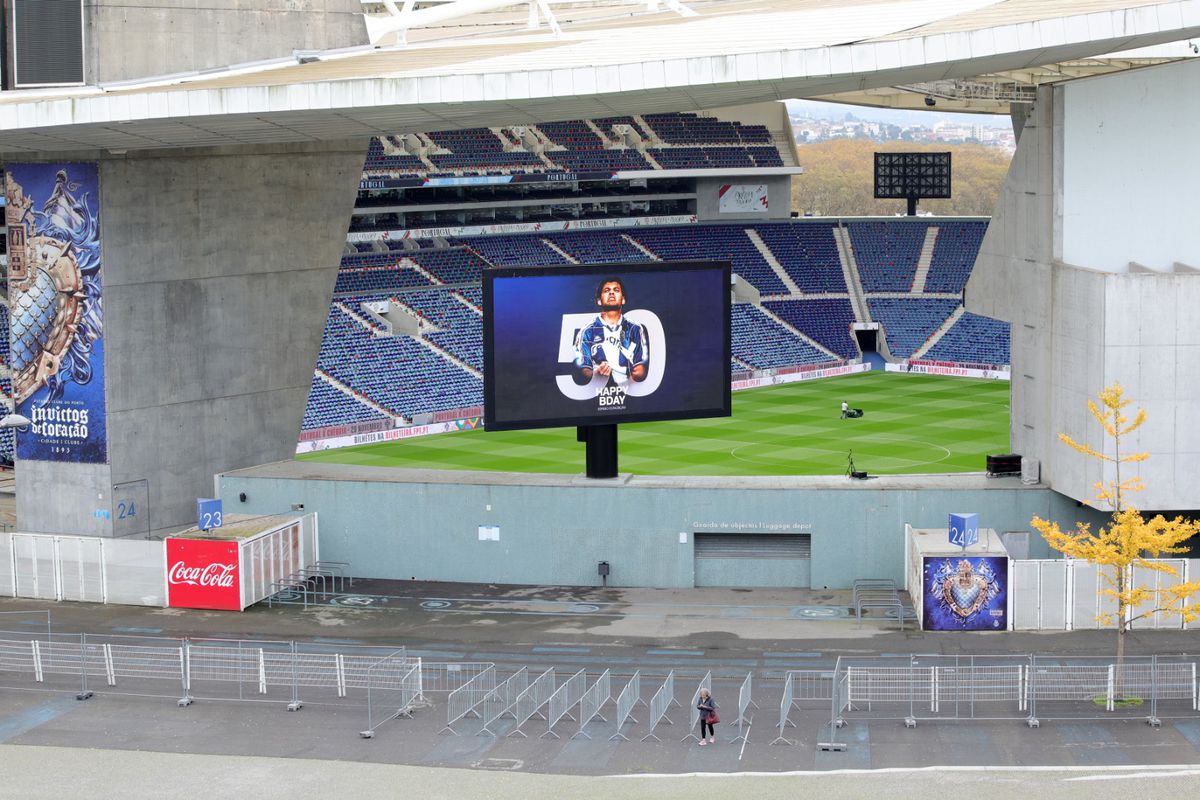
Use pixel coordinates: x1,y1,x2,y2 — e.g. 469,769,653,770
1115,568,1127,698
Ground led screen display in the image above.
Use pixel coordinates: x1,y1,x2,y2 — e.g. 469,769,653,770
484,261,731,431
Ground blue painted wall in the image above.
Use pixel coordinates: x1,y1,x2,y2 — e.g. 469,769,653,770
218,469,1087,589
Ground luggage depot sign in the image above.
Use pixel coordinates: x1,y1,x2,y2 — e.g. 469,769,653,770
166,538,241,611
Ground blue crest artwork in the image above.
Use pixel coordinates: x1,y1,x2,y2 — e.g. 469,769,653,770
922,555,1007,631
5,163,107,463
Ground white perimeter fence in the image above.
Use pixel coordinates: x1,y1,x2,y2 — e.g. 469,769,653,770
1011,559,1200,631
816,654,1200,749
0,626,515,739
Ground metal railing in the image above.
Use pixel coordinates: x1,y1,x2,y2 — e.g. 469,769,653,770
771,672,796,745
680,670,712,743
572,669,611,739
852,578,905,629
542,668,587,739
506,667,556,738
440,664,497,734
610,669,642,741
641,669,677,742
823,654,1200,747
730,671,757,744
360,653,421,738
479,666,528,736
417,661,496,703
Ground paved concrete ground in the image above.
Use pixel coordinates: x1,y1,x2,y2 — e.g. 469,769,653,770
2,580,1200,797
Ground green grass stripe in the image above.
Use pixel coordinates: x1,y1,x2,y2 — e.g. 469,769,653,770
297,372,1010,477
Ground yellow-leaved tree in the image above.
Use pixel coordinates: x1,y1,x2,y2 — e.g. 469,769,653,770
1031,384,1200,677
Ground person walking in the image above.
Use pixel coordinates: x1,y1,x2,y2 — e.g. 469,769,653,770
697,688,718,745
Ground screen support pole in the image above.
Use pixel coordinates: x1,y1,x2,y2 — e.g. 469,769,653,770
578,424,618,479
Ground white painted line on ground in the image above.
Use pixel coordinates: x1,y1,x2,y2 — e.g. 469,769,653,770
612,764,1200,779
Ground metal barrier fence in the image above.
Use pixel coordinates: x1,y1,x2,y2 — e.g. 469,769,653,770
543,668,587,739
418,661,496,701
440,664,497,735
771,672,796,745
823,653,1200,747
641,669,677,742
506,667,556,738
479,666,528,736
680,670,712,743
0,629,437,718
730,671,757,744
573,669,611,739
360,653,422,738
610,670,641,741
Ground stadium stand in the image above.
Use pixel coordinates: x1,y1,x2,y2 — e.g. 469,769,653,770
426,127,544,174
334,262,437,294
848,221,926,292
357,112,784,180
753,224,844,293
628,225,788,295
305,213,1005,435
544,148,651,172
763,298,859,359
407,247,490,285
541,231,647,264
455,234,570,267
924,311,1011,365
867,297,961,359
924,221,988,293
363,138,426,173
731,305,832,370
538,119,604,150
316,305,480,422
641,112,773,144
649,147,756,170
591,115,646,138
397,289,485,371
303,374,391,431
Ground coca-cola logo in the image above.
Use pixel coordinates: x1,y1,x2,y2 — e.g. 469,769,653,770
168,561,237,588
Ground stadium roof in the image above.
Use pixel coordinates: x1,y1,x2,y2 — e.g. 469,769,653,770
1,0,1198,156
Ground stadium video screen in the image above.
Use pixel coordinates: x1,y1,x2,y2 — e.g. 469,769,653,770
483,261,732,431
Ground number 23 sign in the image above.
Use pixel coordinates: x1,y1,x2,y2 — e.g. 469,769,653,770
197,498,224,531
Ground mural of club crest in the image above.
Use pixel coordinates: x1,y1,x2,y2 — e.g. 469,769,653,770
4,164,107,464
922,556,1008,631
941,559,992,618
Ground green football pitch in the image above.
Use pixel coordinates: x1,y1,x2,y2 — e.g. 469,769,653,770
297,372,1010,477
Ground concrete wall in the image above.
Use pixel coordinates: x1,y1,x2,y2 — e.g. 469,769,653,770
87,0,369,83
1059,58,1200,272
14,141,367,535
217,466,1090,589
695,175,792,222
967,63,1200,509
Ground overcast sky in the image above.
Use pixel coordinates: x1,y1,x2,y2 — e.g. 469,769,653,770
786,98,1012,129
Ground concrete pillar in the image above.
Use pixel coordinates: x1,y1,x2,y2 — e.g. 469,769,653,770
13,140,368,535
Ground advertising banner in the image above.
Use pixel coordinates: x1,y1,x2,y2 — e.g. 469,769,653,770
885,362,1010,381
718,184,768,213
166,539,242,611
5,163,108,463
922,555,1008,631
345,213,699,242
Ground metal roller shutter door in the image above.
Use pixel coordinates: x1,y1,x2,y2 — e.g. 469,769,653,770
694,533,811,588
